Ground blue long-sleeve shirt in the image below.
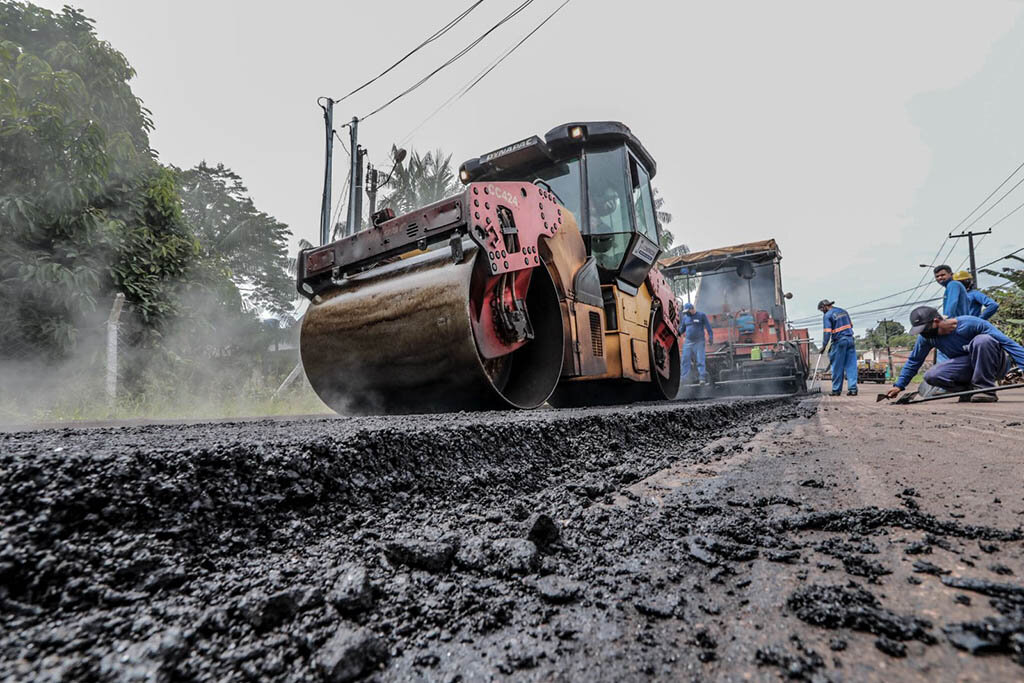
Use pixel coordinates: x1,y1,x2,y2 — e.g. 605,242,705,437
679,311,713,344
821,306,854,349
942,280,970,317
966,289,999,320
894,315,1024,388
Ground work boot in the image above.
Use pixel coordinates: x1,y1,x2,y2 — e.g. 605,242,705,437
847,389,858,396
970,385,998,403
830,390,841,396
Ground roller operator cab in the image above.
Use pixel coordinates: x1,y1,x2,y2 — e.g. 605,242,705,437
297,122,681,414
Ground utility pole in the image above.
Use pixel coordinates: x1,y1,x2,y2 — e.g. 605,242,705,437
345,117,360,236
948,228,992,283
880,318,894,378
366,164,379,223
318,98,335,246
351,146,366,235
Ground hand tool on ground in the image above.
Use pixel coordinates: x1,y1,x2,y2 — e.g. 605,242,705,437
881,383,1024,405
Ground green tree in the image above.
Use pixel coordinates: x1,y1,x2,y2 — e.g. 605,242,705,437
653,186,679,251
857,320,915,350
0,3,194,357
177,162,294,315
379,146,461,217
982,263,1024,344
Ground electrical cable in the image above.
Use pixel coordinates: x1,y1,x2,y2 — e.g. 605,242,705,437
399,0,570,145
957,172,1024,235
788,296,944,327
360,0,538,121
331,0,487,104
458,0,571,98
792,247,1023,327
952,199,1024,271
978,246,1024,271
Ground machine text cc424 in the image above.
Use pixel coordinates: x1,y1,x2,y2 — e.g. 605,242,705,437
296,122,685,413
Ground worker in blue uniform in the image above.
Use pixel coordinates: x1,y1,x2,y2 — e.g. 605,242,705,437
818,299,857,396
679,302,713,384
933,264,970,363
953,270,999,320
934,265,969,317
886,305,1024,403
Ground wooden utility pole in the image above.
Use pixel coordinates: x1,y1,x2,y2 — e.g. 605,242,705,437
879,318,894,379
948,229,992,283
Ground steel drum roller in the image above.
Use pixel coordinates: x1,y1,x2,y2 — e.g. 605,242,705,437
300,245,563,414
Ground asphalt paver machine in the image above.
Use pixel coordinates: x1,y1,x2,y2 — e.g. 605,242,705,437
659,240,810,396
296,122,682,413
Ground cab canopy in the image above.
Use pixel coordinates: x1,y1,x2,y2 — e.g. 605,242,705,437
659,239,781,276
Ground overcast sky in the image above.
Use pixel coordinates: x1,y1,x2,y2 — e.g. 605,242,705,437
35,0,1024,335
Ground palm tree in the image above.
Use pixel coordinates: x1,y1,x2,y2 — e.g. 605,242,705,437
653,186,687,255
380,146,462,215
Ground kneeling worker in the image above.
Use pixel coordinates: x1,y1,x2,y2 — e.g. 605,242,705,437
818,300,857,396
885,306,1024,403
953,270,999,320
679,302,713,384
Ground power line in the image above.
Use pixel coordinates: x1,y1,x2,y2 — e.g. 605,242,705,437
399,0,571,145
977,246,1024,272
789,296,943,327
459,0,571,97
957,171,1024,234
793,247,1023,327
950,159,1024,234
360,0,538,121
331,0,487,104
953,199,1024,271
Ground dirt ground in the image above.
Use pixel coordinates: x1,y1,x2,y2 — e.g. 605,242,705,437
1,390,1022,681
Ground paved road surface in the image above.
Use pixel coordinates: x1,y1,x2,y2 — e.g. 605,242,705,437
1,391,1021,681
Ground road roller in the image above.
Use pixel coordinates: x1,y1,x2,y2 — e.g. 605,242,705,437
296,121,681,414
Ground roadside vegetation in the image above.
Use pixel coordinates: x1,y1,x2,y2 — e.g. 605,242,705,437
984,263,1024,344
0,3,492,423
0,4,314,421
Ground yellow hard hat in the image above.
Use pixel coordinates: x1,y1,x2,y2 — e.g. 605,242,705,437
953,270,972,282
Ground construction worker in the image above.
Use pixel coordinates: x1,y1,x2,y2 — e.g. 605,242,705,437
953,270,1000,320
679,302,713,384
933,265,970,317
818,299,857,396
933,264,970,363
885,306,1024,403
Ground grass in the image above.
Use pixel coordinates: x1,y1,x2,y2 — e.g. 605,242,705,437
0,377,331,426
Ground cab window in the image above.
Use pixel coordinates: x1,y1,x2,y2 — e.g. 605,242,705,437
585,147,633,272
586,147,632,235
532,157,581,222
630,155,658,243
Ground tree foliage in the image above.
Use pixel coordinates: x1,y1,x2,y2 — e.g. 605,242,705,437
0,3,194,357
858,320,914,350
379,146,461,216
982,263,1024,344
177,163,293,315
